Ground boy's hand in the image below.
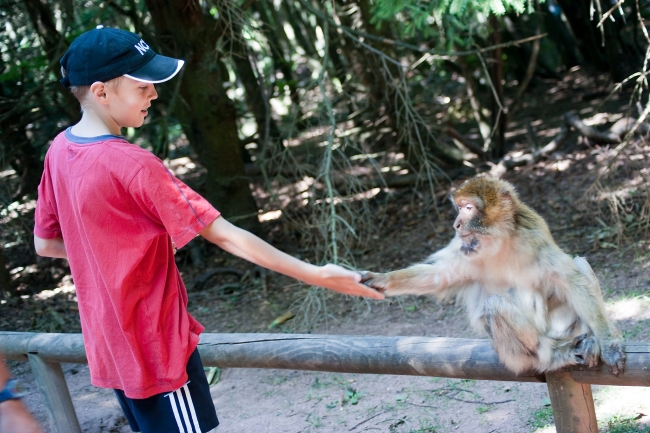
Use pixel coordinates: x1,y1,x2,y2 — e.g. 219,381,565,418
315,264,385,300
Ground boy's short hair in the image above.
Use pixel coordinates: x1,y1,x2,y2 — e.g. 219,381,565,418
60,66,89,102
60,66,124,105
60,26,184,88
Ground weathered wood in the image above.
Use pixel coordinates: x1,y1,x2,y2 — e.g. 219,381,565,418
0,331,32,360
546,370,598,433
28,332,87,363
1,332,649,386
0,332,86,363
2,332,649,433
28,353,82,433
197,334,545,383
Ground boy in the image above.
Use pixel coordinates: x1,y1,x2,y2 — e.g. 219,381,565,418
33,27,383,433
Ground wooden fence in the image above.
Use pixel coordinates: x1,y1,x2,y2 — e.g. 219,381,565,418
1,331,648,433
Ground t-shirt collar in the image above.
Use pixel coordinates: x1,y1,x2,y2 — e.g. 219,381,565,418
65,127,123,144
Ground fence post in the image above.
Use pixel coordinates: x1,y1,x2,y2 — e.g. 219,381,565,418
546,370,598,433
28,353,82,433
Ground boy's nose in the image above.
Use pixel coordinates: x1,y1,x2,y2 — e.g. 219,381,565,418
150,86,158,100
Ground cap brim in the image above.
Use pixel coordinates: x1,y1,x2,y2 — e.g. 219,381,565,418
124,55,184,84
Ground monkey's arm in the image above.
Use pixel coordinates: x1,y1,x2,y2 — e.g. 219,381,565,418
559,256,625,374
565,258,619,335
361,240,471,296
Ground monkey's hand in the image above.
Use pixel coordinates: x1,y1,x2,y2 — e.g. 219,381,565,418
600,339,626,376
360,270,413,295
572,333,600,368
573,334,626,375
359,271,388,293
360,265,453,296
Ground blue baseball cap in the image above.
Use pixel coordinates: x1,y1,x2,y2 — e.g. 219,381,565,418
60,26,184,88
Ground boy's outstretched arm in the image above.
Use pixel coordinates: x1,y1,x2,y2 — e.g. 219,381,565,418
199,217,384,300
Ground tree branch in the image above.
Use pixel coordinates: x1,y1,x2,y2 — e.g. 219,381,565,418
563,111,621,144
294,0,546,59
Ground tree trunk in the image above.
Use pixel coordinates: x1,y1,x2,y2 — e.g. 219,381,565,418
145,0,260,232
23,0,80,122
331,0,461,166
555,0,609,71
489,15,506,158
598,0,639,82
19,0,79,200
0,245,11,296
341,0,395,108
1,109,43,201
542,0,580,68
256,1,302,111
227,20,281,156
557,0,638,81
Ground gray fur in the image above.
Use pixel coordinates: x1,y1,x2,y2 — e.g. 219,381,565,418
361,178,625,375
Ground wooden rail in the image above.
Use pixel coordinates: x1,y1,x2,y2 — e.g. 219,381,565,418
1,332,648,433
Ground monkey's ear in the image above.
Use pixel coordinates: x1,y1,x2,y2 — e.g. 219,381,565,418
500,190,513,203
448,194,458,209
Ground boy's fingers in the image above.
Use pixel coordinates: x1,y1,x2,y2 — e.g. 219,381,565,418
359,284,385,299
321,266,383,298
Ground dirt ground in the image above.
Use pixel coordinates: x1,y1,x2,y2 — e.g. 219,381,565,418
4,68,650,432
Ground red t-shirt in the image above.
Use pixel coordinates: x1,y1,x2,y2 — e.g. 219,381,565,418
34,129,220,398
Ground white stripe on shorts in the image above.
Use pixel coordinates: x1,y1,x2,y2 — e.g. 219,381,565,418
166,391,185,432
182,383,202,433
165,381,202,433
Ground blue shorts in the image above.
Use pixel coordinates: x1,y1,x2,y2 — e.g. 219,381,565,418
114,348,219,433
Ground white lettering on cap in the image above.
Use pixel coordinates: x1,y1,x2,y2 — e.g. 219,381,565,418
135,40,150,55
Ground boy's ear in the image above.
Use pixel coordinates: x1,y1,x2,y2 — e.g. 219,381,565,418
89,82,108,104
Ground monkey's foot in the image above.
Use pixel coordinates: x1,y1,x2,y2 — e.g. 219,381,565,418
600,339,626,376
572,333,600,368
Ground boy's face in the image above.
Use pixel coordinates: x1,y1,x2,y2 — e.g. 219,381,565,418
105,77,158,128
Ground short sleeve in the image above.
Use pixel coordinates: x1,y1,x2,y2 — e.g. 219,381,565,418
34,157,63,239
129,158,220,249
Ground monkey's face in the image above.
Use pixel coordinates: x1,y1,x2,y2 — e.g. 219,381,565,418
453,199,485,255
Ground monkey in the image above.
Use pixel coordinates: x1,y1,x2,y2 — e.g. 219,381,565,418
362,175,625,376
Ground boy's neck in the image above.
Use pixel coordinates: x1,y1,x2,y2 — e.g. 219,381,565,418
70,109,122,137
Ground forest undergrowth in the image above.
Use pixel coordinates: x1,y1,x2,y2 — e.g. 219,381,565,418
1,66,649,336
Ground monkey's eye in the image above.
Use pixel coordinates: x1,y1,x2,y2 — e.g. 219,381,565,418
465,204,473,210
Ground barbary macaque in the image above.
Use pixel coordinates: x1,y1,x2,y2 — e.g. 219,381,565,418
362,176,625,375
